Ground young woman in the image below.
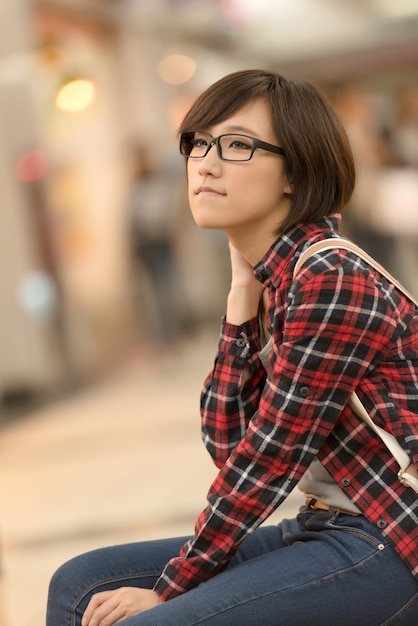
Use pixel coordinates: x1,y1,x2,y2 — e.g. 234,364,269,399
47,70,418,625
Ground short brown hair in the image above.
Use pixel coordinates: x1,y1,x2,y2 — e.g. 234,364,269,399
179,69,356,234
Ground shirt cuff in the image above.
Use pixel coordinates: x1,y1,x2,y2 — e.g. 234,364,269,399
219,316,262,357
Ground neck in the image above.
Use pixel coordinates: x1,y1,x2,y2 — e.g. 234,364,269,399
227,227,277,266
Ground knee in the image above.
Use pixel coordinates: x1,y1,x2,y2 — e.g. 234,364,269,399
48,554,86,610
48,557,75,599
46,556,83,625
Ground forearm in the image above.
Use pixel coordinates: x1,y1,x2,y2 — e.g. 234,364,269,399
226,284,264,325
226,241,265,325
201,317,266,466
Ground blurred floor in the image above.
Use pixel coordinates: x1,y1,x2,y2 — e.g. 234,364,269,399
0,328,304,626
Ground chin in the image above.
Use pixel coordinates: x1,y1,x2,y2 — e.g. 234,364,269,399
193,218,220,230
190,210,220,230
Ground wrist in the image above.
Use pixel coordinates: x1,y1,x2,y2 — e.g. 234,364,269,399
226,285,263,325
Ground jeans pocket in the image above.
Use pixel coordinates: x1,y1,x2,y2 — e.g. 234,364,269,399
324,515,388,551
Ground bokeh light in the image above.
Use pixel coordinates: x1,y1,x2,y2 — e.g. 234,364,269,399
157,54,196,85
17,271,57,319
55,78,96,112
16,149,48,182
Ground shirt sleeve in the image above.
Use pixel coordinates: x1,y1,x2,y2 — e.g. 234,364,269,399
200,315,267,468
154,260,399,601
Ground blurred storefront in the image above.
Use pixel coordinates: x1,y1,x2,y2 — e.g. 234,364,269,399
1,0,418,414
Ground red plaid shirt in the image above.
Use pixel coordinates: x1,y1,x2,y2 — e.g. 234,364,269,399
155,216,418,601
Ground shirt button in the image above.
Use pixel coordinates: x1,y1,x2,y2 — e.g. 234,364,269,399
236,338,246,348
341,477,351,487
254,271,265,282
377,519,387,529
299,386,310,397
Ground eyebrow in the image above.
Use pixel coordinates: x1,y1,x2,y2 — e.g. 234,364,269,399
220,124,260,137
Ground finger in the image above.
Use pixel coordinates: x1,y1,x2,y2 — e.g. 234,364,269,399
91,603,122,626
82,591,116,626
85,601,121,626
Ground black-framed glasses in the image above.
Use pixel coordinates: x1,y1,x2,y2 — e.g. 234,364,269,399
179,131,286,162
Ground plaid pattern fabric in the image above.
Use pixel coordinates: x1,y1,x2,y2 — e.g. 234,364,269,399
155,216,418,601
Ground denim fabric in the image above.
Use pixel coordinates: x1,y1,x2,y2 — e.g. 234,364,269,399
46,509,418,626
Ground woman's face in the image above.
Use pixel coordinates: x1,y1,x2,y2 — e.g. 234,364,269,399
186,98,291,251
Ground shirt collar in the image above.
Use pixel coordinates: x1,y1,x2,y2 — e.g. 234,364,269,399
253,215,342,287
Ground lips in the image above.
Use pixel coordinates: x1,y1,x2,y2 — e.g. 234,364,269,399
196,186,225,196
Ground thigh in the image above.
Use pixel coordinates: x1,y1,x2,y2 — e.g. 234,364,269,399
118,514,418,626
46,536,191,626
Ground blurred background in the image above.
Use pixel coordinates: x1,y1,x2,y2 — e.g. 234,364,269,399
1,1,418,624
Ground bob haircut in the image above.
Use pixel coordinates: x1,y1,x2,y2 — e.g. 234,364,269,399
179,69,356,235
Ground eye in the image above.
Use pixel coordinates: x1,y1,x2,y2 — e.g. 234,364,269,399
193,134,210,148
228,136,252,151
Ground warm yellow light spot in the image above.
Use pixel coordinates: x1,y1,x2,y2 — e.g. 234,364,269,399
157,54,196,85
56,79,96,112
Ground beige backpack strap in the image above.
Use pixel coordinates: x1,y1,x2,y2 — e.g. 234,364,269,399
293,237,418,307
292,236,418,492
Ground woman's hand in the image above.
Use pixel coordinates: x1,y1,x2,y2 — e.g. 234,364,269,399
229,242,262,289
81,588,163,626
227,242,265,325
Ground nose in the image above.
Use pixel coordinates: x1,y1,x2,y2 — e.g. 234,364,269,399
205,138,219,157
197,139,222,175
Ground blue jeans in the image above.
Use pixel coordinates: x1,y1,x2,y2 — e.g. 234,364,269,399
46,508,418,625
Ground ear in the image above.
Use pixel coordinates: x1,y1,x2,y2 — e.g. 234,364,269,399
284,177,292,196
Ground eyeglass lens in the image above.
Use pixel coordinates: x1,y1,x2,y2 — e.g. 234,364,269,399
181,132,255,161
